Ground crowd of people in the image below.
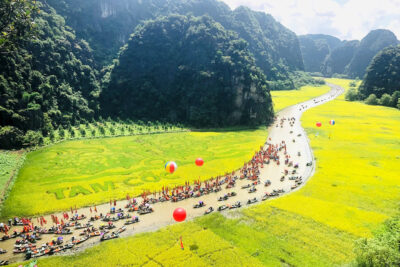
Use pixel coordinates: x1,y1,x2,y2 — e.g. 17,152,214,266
0,115,307,264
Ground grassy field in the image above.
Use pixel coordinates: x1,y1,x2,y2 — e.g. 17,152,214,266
271,84,331,112
1,129,267,218
0,151,25,201
9,79,400,266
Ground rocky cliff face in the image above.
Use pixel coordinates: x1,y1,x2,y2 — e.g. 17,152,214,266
100,0,117,18
298,34,342,73
321,40,359,76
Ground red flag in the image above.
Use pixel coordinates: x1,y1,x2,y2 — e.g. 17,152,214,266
71,207,73,214
180,236,184,250
110,199,112,206
114,199,117,206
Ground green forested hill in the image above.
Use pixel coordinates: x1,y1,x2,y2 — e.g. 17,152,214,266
45,0,304,85
359,45,400,99
101,15,274,127
345,29,399,79
0,3,100,149
228,6,304,81
0,0,298,149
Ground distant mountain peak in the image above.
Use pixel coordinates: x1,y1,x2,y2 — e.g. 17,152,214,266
299,29,399,78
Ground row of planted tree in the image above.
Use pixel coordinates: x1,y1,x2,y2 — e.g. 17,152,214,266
5,119,186,150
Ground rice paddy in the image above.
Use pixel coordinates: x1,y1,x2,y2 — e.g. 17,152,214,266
1,128,267,218
0,151,25,200
7,78,400,266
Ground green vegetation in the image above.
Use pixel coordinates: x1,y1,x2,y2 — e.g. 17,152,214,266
358,45,400,103
355,212,400,266
0,3,100,149
345,30,399,79
1,128,267,217
39,119,185,147
227,6,304,82
102,15,273,127
46,0,304,84
344,46,400,110
0,0,39,52
0,151,25,200
268,71,325,91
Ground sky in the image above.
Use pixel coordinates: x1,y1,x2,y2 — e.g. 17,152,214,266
220,0,400,40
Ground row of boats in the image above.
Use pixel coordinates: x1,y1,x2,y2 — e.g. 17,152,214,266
20,225,128,260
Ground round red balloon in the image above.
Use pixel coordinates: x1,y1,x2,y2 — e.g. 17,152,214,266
195,158,204,166
316,122,322,127
173,208,186,222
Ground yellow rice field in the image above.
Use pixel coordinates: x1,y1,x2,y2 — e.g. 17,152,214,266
11,79,400,266
1,129,267,218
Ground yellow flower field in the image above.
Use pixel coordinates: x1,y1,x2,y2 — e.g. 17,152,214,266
271,84,331,111
10,79,400,266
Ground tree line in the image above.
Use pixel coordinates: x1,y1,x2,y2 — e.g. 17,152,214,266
355,211,400,266
345,45,400,109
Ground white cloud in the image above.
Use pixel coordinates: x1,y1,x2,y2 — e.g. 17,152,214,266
220,0,400,40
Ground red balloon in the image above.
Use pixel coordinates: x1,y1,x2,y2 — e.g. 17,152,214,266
316,122,322,127
173,208,186,222
195,158,204,166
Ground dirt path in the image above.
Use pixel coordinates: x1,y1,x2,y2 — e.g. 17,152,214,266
0,83,344,265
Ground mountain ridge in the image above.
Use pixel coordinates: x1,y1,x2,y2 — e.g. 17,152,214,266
299,29,399,78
